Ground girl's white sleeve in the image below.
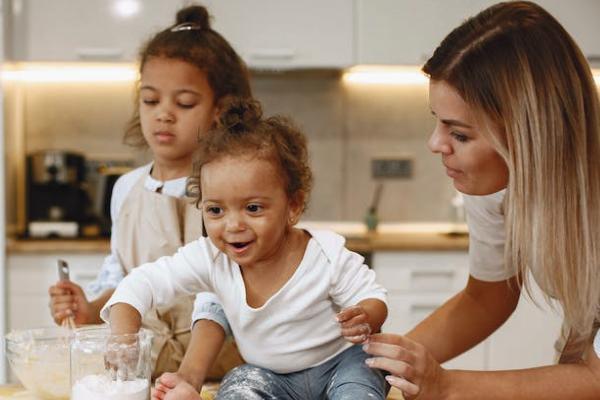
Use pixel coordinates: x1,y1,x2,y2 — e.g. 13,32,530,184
99,239,214,322
329,247,387,308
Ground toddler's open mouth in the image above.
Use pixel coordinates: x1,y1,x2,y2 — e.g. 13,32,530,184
228,241,253,254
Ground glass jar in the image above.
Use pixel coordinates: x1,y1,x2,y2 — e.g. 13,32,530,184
70,326,153,400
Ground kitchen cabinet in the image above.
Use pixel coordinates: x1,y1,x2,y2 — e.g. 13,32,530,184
357,0,600,66
373,250,563,370
374,250,489,370
7,253,104,330
356,0,497,65
6,0,354,69
201,0,354,69
7,0,180,62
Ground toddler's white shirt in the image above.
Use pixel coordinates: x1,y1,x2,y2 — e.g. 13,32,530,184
101,229,387,373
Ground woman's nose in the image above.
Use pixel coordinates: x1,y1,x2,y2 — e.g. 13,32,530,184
427,126,452,155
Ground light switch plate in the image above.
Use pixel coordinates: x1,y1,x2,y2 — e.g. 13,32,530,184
371,157,413,179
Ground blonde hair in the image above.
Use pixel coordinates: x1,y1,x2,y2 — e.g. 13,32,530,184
423,1,600,335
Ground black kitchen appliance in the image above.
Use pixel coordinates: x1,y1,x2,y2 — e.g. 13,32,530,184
26,150,90,237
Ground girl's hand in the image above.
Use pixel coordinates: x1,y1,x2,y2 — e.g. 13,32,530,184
48,280,94,326
337,305,372,344
363,333,448,399
152,373,200,400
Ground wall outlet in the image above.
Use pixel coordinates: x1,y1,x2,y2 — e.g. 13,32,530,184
371,157,413,179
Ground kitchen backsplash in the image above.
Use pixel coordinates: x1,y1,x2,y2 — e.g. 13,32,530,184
5,70,456,231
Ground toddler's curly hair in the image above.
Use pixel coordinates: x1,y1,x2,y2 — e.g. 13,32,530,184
187,97,313,212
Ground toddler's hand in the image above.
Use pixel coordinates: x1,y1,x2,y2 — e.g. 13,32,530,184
152,373,200,400
337,305,372,344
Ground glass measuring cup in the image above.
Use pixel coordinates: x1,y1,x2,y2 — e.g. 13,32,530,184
70,326,153,400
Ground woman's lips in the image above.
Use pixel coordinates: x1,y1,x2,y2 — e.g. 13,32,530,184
444,165,463,178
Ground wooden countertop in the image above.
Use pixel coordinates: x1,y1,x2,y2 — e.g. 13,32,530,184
7,222,469,254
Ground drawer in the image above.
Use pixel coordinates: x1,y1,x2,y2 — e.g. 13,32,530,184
383,293,456,334
374,251,469,293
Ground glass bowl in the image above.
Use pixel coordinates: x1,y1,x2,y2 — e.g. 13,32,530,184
5,326,71,400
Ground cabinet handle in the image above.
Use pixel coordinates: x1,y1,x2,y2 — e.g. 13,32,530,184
76,47,124,60
410,269,456,291
249,48,296,61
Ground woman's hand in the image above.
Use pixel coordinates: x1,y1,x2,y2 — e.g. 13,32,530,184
364,333,449,399
152,372,200,400
48,280,94,326
337,305,372,343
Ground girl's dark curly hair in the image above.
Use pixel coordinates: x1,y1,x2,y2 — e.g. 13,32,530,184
124,4,251,148
187,97,313,212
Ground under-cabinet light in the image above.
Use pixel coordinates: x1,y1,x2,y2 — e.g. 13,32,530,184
345,66,600,86
2,63,138,83
343,66,428,85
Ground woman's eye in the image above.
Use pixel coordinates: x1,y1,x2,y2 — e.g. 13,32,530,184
246,204,262,213
142,99,158,106
451,132,469,143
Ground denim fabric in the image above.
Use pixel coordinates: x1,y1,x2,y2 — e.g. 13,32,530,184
217,345,388,400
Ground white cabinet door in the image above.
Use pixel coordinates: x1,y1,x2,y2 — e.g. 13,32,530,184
372,250,488,370
202,0,354,69
356,0,497,65
7,253,104,331
537,0,600,65
374,250,565,371
8,0,354,68
487,277,563,370
357,0,600,66
8,0,182,61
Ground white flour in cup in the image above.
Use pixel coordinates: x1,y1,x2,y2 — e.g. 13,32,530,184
71,374,149,400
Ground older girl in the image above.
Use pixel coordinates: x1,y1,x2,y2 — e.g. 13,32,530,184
48,4,248,384
365,2,600,399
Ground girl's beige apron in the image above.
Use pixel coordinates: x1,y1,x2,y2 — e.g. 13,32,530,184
115,175,242,379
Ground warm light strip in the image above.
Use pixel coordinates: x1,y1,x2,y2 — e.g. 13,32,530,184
346,65,600,86
1,63,138,82
343,66,428,85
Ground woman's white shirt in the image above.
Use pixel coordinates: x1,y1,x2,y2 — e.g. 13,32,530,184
463,188,517,282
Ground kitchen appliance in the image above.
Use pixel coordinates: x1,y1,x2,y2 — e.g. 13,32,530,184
86,161,131,236
26,150,90,238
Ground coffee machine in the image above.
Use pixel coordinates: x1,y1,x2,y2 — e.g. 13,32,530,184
26,150,90,238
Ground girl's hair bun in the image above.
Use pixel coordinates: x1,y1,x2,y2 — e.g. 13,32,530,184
218,97,263,134
175,5,211,29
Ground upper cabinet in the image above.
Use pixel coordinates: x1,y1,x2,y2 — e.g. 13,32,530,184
356,0,498,65
5,0,354,69
357,0,600,66
536,0,600,66
202,0,354,69
6,0,180,62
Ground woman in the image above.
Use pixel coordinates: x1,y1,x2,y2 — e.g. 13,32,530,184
364,2,600,399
